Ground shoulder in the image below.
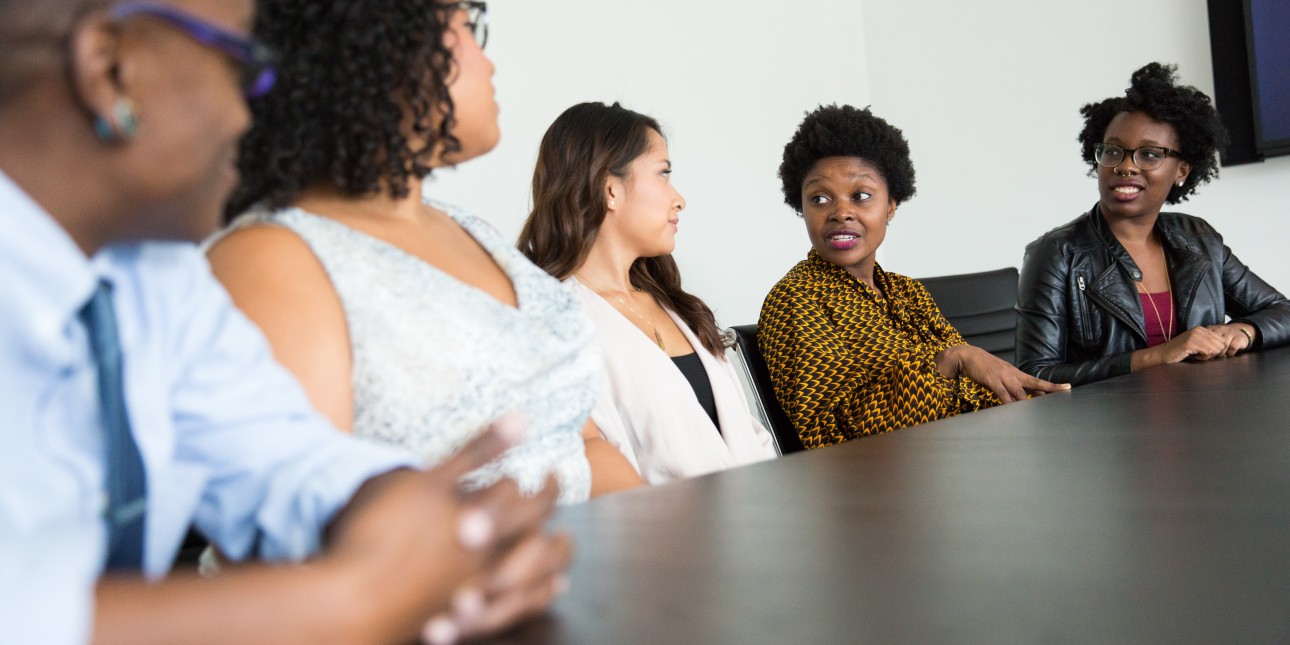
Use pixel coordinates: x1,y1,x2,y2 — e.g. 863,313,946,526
106,242,227,300
1024,211,1096,256
103,242,272,358
204,219,342,321
206,220,328,283
1159,212,1221,238
424,197,496,234
765,259,818,302
885,269,934,300
565,279,602,313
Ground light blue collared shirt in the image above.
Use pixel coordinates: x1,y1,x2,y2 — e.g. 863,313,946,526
0,171,418,643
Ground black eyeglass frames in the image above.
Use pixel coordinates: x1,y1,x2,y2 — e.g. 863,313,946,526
1094,143,1183,171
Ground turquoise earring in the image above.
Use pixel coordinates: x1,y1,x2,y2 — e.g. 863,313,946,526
94,98,140,142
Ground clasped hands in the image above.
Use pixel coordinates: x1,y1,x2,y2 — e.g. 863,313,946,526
1148,322,1255,364
327,415,572,645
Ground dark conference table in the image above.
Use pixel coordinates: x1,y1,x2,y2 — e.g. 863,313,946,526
503,347,1290,644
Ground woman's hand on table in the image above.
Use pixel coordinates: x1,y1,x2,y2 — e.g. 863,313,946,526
1134,327,1229,370
937,345,1070,403
1204,323,1256,358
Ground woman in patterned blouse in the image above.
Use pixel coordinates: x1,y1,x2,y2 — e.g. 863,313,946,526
759,105,1067,449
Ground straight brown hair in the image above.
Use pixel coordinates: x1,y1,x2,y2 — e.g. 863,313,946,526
518,102,724,355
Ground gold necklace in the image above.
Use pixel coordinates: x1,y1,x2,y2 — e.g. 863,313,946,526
1133,256,1174,342
580,277,666,350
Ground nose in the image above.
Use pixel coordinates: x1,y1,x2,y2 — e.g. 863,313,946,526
829,204,858,222
1113,155,1140,176
674,190,686,212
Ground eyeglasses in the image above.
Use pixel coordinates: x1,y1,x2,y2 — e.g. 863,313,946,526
442,1,489,50
1094,143,1183,171
108,2,278,99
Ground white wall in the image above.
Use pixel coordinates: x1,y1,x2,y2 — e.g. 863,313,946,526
427,0,869,327
431,0,1288,329
862,0,1290,293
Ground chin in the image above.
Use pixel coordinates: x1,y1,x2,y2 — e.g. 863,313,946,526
441,135,498,166
819,246,871,269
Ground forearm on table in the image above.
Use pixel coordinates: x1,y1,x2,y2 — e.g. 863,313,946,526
1130,345,1165,372
93,562,386,645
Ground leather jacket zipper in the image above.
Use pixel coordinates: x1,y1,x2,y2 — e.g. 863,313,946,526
1076,275,1093,341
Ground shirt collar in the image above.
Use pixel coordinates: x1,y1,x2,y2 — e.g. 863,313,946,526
0,170,102,348
805,248,889,293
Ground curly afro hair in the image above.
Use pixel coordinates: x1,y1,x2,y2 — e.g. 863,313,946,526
1077,62,1229,205
226,0,461,217
778,104,916,214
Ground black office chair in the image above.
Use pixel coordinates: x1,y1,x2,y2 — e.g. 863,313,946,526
917,267,1020,364
728,324,805,455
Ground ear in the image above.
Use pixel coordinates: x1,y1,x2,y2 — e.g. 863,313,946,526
886,199,897,224
604,176,624,213
1175,160,1191,188
67,13,134,140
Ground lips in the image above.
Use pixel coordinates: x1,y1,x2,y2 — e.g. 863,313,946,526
825,229,860,250
1109,180,1145,202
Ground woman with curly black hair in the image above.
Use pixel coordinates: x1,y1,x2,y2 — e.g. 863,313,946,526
759,105,1065,450
207,1,643,501
1016,63,1290,386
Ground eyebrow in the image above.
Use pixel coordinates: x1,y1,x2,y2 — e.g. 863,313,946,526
1105,137,1168,146
803,172,876,189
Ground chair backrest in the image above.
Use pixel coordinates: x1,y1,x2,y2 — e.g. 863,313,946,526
728,324,805,455
916,267,1019,364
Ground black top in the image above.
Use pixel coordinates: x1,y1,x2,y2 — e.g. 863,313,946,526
670,352,720,434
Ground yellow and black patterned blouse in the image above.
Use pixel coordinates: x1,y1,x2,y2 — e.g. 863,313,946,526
759,250,1000,449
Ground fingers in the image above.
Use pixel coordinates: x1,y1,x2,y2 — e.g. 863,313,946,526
423,531,573,644
459,476,559,553
1188,328,1229,361
1003,381,1027,404
1169,327,1225,362
462,569,566,638
481,531,573,600
457,533,574,638
432,415,527,483
1024,376,1071,395
1224,334,1244,358
989,366,1071,404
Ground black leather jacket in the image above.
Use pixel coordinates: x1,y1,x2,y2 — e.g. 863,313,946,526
1016,205,1290,386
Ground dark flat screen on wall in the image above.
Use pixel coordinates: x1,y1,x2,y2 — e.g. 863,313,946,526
1247,0,1290,156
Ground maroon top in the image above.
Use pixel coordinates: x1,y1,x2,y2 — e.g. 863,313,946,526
1139,291,1176,347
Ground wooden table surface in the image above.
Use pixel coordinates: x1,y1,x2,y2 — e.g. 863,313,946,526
501,347,1290,644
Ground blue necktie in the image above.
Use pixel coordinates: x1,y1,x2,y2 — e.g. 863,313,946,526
81,280,148,571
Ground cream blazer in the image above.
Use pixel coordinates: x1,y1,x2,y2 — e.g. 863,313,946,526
570,280,777,484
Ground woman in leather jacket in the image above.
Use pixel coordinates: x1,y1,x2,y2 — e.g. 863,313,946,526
1017,63,1290,386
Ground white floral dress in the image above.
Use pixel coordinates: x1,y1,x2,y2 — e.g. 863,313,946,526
231,200,599,504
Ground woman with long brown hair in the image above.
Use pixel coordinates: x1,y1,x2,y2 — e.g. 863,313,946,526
519,102,777,484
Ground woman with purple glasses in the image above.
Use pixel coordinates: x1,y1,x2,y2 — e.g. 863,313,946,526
0,0,567,643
